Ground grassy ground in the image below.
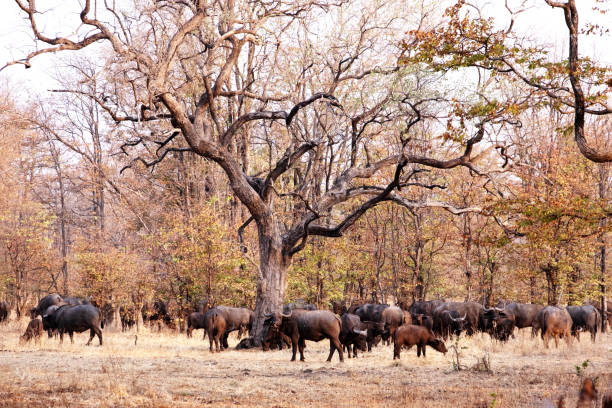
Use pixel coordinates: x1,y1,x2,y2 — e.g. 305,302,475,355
0,318,611,407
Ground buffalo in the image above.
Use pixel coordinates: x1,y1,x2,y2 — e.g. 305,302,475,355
566,305,600,342
264,310,343,362
407,300,445,317
196,298,212,314
495,302,544,335
215,306,253,348
482,307,516,341
393,325,447,359
31,294,63,318
262,330,293,351
120,306,137,331
353,303,389,322
434,309,468,340
339,313,368,358
283,301,317,314
586,299,612,330
204,308,226,352
42,304,103,346
0,300,9,323
537,306,572,348
331,300,348,316
432,302,483,336
186,312,207,339
411,314,433,332
20,318,43,344
381,306,405,343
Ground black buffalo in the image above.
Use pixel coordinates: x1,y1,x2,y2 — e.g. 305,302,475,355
62,297,90,306
433,309,468,339
264,310,343,362
339,313,368,358
187,312,207,339
0,300,9,322
586,300,612,330
566,305,600,342
407,300,446,317
536,306,572,348
42,304,103,346
482,307,516,341
31,294,63,318
496,302,544,335
120,306,136,331
353,303,389,322
411,314,434,332
433,302,483,336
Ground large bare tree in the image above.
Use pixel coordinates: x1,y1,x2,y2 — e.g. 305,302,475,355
7,0,605,341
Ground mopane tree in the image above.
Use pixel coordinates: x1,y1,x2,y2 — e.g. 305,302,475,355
6,0,607,342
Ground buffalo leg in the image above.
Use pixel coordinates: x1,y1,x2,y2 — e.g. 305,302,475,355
187,327,192,338
393,342,401,359
327,337,343,362
222,331,229,349
208,330,215,352
298,338,306,362
202,329,207,341
94,326,103,345
417,344,422,357
215,334,221,352
68,332,74,344
87,329,95,346
327,339,336,362
290,336,299,361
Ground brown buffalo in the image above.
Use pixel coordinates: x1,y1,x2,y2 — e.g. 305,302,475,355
205,309,226,352
393,325,447,359
20,318,43,344
537,306,572,348
381,306,405,343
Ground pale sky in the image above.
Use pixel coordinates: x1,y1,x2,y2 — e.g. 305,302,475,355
0,0,610,100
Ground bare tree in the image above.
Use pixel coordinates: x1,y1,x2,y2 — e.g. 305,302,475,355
6,0,512,342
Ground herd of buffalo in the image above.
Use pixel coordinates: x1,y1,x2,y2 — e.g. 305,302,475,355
1,296,609,362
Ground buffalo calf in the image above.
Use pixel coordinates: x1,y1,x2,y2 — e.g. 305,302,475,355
20,318,43,344
393,325,447,359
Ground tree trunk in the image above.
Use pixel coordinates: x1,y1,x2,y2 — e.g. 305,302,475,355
250,222,290,345
109,305,121,332
463,216,472,302
598,164,609,332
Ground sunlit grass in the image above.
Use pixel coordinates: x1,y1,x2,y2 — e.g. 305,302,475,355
1,318,610,407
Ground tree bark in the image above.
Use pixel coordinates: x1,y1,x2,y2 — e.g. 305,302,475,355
250,220,290,345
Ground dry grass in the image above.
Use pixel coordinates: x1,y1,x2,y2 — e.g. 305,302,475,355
1,318,611,407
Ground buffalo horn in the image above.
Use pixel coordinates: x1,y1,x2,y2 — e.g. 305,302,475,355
353,328,367,337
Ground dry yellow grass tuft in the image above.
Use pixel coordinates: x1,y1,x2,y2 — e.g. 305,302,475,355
1,321,611,407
